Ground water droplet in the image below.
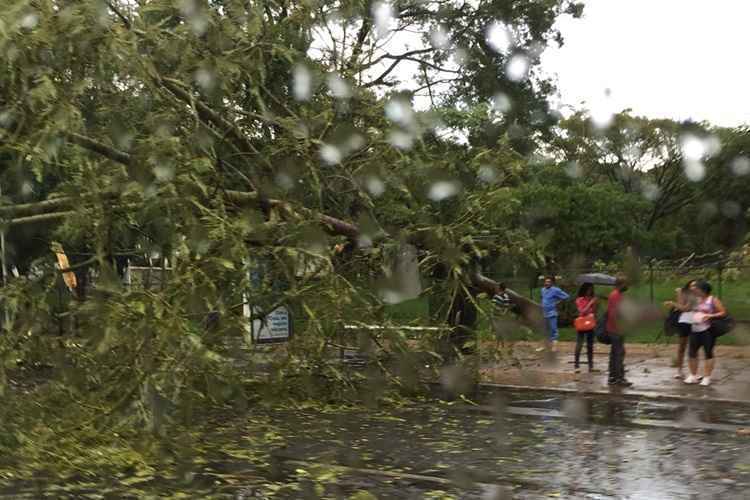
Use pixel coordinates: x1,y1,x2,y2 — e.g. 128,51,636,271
371,2,394,39
380,289,407,304
20,13,39,30
346,133,365,151
327,73,351,99
153,164,175,181
704,135,722,157
319,144,342,165
486,21,512,53
590,89,614,129
385,99,414,126
194,68,215,91
365,176,385,197
641,182,660,201
452,48,468,66
0,110,13,128
292,64,312,101
430,26,450,49
357,235,374,248
387,130,413,150
275,172,294,190
180,0,208,35
683,160,705,182
491,93,512,113
731,156,750,176
21,181,33,197
478,165,499,184
564,161,582,178
721,201,741,218
505,54,529,82
115,132,134,151
428,180,461,201
680,134,706,162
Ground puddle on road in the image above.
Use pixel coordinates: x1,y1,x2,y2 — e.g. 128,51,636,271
481,389,750,430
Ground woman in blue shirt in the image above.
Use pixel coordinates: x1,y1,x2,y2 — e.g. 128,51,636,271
541,276,570,352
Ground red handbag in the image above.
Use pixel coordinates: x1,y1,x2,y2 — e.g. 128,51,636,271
574,313,596,332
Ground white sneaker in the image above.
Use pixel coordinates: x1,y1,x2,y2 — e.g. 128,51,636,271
684,375,700,384
700,377,711,386
674,370,684,380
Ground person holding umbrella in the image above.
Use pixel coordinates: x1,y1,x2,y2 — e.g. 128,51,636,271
574,282,598,372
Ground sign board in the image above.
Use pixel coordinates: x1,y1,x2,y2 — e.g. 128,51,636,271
249,305,292,344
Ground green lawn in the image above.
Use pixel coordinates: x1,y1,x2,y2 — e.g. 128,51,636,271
383,279,750,345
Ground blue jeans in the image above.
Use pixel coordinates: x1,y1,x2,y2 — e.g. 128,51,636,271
545,316,559,341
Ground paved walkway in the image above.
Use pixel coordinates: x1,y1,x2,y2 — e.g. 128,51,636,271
480,341,750,404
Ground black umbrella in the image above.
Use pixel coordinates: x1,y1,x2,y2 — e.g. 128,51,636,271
575,273,617,286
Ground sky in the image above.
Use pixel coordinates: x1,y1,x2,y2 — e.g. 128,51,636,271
541,0,750,127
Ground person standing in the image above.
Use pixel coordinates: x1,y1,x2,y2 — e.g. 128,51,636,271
664,280,697,380
574,282,598,372
607,275,631,387
541,276,569,352
684,279,726,387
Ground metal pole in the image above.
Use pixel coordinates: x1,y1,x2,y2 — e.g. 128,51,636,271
649,261,654,304
0,183,8,329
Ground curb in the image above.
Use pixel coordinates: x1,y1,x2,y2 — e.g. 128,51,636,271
473,382,750,407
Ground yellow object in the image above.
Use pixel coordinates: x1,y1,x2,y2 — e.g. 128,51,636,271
54,247,77,292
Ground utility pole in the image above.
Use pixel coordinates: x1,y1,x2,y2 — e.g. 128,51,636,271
0,183,8,329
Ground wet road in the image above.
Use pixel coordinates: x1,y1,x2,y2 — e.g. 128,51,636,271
260,391,750,499
3,390,750,498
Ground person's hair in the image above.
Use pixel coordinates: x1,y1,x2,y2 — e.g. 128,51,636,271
544,275,555,283
615,274,628,289
577,282,594,298
682,280,696,291
694,279,712,295
497,282,506,292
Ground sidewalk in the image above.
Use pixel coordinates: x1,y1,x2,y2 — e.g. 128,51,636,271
480,341,750,405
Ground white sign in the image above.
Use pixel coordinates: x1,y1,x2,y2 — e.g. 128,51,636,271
250,306,292,344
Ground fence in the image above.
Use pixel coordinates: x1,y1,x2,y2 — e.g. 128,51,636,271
495,262,750,324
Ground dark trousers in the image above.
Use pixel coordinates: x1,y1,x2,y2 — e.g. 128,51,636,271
608,334,626,382
575,330,594,368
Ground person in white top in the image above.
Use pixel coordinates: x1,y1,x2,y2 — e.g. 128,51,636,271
664,280,697,380
684,279,726,386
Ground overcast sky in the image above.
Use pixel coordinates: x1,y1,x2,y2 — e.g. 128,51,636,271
541,0,750,127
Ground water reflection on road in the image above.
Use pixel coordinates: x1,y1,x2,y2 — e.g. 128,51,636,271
261,391,750,499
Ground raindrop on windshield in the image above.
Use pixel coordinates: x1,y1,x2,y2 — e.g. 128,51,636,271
680,134,706,161
428,180,461,201
292,64,312,101
478,165,499,184
153,165,175,182
372,2,394,39
721,201,741,218
327,73,351,99
641,182,661,201
564,161,582,178
385,99,414,127
486,22,513,53
275,172,294,190
430,26,450,49
365,176,386,197
194,68,215,91
683,160,706,182
731,156,750,176
319,144,342,165
387,130,413,150
590,88,615,129
491,92,512,113
505,54,529,82
20,13,39,30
